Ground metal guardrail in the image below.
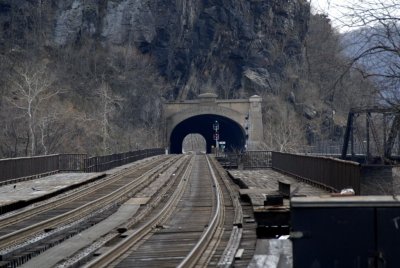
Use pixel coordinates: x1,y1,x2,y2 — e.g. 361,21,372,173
216,154,240,169
83,148,165,172
217,150,361,193
242,151,272,169
0,154,87,183
59,154,87,171
0,149,164,182
217,151,272,169
271,152,361,194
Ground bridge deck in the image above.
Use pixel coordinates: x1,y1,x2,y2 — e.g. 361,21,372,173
2,155,393,267
0,173,104,208
0,156,161,215
228,169,328,208
228,168,329,267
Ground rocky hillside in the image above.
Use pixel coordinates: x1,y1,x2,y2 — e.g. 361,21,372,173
0,0,310,99
0,1,375,156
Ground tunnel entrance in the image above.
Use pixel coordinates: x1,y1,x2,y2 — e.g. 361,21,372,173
169,114,246,154
182,134,207,154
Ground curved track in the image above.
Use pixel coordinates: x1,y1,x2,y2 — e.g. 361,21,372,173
85,154,238,268
0,155,185,267
0,154,244,268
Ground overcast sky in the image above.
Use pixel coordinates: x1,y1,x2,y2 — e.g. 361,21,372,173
311,0,339,15
310,0,399,31
310,0,347,28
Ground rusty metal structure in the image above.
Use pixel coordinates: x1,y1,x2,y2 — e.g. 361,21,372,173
341,107,400,164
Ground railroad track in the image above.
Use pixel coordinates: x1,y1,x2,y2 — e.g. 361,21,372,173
0,155,186,267
83,154,241,268
0,156,169,229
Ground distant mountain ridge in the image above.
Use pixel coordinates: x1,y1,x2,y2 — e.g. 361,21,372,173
340,24,400,92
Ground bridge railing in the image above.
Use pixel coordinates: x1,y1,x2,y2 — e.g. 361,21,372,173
216,150,361,193
242,151,272,169
59,154,88,171
216,151,272,169
0,154,87,184
83,148,165,172
271,152,361,194
0,148,165,183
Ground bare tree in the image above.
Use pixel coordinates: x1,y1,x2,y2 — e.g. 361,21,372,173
262,95,306,152
339,0,400,108
36,107,74,155
6,62,59,156
95,80,123,154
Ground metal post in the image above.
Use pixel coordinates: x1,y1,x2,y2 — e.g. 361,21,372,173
213,120,219,156
385,114,400,158
341,112,354,159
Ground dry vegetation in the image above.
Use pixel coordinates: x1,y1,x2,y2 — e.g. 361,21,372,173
260,13,377,152
1,0,399,156
0,43,169,157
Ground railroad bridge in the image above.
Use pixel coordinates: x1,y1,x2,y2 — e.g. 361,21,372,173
1,101,400,267
164,93,264,153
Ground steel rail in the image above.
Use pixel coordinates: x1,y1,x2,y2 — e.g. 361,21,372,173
209,156,242,226
83,155,196,268
0,156,183,249
177,155,225,268
0,156,169,230
209,156,244,267
53,155,193,268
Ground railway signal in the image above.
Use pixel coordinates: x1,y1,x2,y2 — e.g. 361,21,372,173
213,120,219,156
213,120,219,132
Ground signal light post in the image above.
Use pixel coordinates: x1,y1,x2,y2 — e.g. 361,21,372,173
213,120,219,156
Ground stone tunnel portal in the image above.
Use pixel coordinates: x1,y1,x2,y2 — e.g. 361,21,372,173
169,114,246,154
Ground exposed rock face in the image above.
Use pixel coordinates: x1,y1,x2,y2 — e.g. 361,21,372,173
0,0,310,100
101,1,156,45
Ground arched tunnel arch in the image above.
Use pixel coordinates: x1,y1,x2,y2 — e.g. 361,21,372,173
169,114,246,154
182,134,207,153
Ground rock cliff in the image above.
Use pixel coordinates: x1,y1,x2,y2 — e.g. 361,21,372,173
0,0,310,99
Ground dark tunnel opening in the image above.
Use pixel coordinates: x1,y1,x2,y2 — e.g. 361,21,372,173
169,114,246,154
